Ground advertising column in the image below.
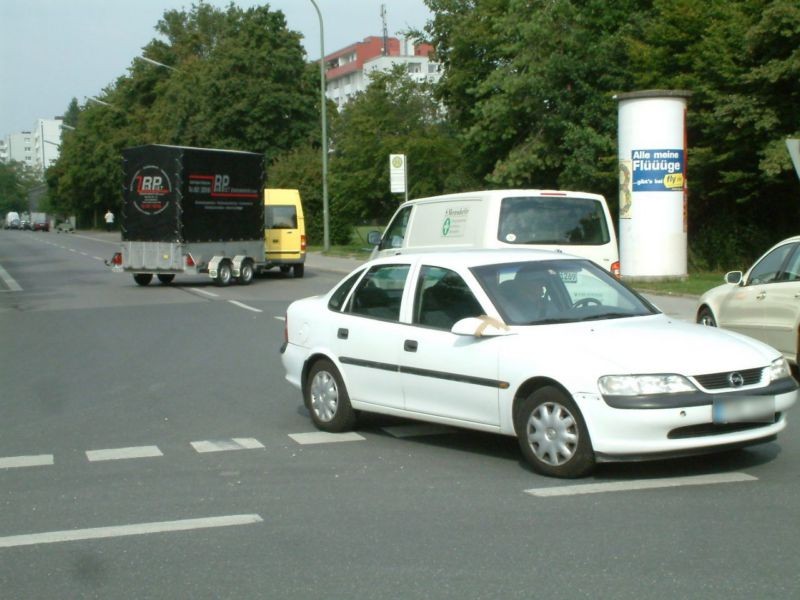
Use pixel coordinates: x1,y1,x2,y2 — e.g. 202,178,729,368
616,90,691,279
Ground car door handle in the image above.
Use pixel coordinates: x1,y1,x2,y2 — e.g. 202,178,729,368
337,328,349,340
404,339,418,352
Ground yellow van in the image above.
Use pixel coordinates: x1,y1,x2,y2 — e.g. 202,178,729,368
264,188,306,277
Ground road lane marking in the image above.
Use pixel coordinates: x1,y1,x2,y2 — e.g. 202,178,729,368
525,472,758,498
189,287,218,298
0,455,54,469
85,446,163,462
93,256,104,261
228,300,262,313
274,316,286,321
382,424,458,438
0,264,22,292
0,514,264,549
288,432,366,445
190,438,265,453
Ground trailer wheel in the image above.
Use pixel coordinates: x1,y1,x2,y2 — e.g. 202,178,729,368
215,261,232,286
133,274,153,286
238,260,254,285
293,264,305,278
157,274,175,284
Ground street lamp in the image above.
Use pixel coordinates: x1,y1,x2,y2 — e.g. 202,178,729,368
87,96,112,107
309,0,330,251
135,55,180,72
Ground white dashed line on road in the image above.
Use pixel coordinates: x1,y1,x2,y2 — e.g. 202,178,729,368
525,472,758,498
0,263,22,292
288,432,366,445
0,455,54,469
190,438,265,453
228,300,262,313
85,446,163,462
0,514,264,549
189,287,219,298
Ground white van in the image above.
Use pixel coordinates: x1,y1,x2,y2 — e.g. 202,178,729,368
368,190,620,275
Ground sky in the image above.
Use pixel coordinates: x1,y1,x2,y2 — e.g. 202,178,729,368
0,0,432,136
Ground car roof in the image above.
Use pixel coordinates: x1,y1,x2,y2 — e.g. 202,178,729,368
365,248,586,270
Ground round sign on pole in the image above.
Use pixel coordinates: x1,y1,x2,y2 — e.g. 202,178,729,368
390,153,407,196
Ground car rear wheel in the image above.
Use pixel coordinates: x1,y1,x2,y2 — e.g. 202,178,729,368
157,274,175,284
293,264,304,278
515,386,594,478
697,306,717,327
133,273,153,286
305,359,356,432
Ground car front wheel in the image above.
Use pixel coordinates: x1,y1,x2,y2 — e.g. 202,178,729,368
305,359,356,432
515,386,594,478
697,306,717,327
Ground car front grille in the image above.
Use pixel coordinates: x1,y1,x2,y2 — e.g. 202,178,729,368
693,367,765,390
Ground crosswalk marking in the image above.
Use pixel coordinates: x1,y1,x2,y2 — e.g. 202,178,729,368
0,455,54,469
190,438,265,453
288,432,365,445
86,446,163,462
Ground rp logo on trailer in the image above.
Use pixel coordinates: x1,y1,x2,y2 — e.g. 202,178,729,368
129,165,172,215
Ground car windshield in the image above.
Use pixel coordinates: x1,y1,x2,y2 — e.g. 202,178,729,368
471,259,658,325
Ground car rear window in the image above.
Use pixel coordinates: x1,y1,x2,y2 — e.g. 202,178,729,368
497,196,610,246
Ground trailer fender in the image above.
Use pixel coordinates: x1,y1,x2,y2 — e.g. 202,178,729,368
208,255,224,279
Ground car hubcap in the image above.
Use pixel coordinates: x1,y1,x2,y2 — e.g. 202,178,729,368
526,402,578,466
310,371,338,422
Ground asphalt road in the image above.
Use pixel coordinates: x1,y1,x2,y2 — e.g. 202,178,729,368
1,229,798,599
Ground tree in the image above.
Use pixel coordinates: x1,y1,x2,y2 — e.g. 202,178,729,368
329,66,479,227
0,161,38,215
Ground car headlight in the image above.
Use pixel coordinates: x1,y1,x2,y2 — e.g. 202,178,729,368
768,357,791,382
598,374,696,396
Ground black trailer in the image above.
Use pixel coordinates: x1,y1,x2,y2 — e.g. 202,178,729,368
111,145,267,286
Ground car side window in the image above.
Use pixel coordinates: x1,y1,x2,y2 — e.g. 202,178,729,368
379,206,412,250
328,269,365,312
346,264,409,321
414,266,484,330
778,244,800,282
748,244,795,285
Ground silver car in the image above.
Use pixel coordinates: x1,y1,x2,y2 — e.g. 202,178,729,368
697,235,800,371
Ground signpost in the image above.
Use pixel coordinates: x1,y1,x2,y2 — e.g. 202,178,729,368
390,154,407,201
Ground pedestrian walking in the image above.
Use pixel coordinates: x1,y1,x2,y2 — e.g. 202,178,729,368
104,209,115,232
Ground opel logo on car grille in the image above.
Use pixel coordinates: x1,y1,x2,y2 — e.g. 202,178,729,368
728,372,745,387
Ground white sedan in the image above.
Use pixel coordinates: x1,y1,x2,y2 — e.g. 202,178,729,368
281,249,797,478
697,235,800,371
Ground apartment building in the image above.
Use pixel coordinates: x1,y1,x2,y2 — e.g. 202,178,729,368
1,118,62,175
324,36,441,109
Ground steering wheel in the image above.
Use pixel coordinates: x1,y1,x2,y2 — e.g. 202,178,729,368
572,297,601,309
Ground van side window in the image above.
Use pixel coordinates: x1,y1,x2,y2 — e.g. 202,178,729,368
328,269,365,311
347,264,410,321
266,206,297,229
380,205,412,250
414,266,484,330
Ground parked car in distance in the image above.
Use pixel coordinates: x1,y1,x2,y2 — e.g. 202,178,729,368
282,249,797,478
32,214,49,231
55,220,75,233
5,211,21,229
697,235,800,372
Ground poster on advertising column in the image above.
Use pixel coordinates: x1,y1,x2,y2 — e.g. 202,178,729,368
631,149,685,192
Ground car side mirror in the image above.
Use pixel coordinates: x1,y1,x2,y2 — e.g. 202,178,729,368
725,271,743,285
367,231,382,246
451,316,511,337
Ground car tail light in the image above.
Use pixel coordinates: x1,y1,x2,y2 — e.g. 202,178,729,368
111,252,122,266
611,261,621,279
300,234,307,252
185,253,196,267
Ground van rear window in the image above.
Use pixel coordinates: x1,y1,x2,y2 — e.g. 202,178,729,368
497,196,610,246
266,205,297,229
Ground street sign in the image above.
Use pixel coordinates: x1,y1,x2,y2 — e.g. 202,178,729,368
390,154,406,196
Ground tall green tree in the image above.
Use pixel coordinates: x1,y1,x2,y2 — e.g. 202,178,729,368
329,66,479,227
0,161,38,215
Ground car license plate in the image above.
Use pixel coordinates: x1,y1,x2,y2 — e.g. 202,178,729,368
712,396,775,424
